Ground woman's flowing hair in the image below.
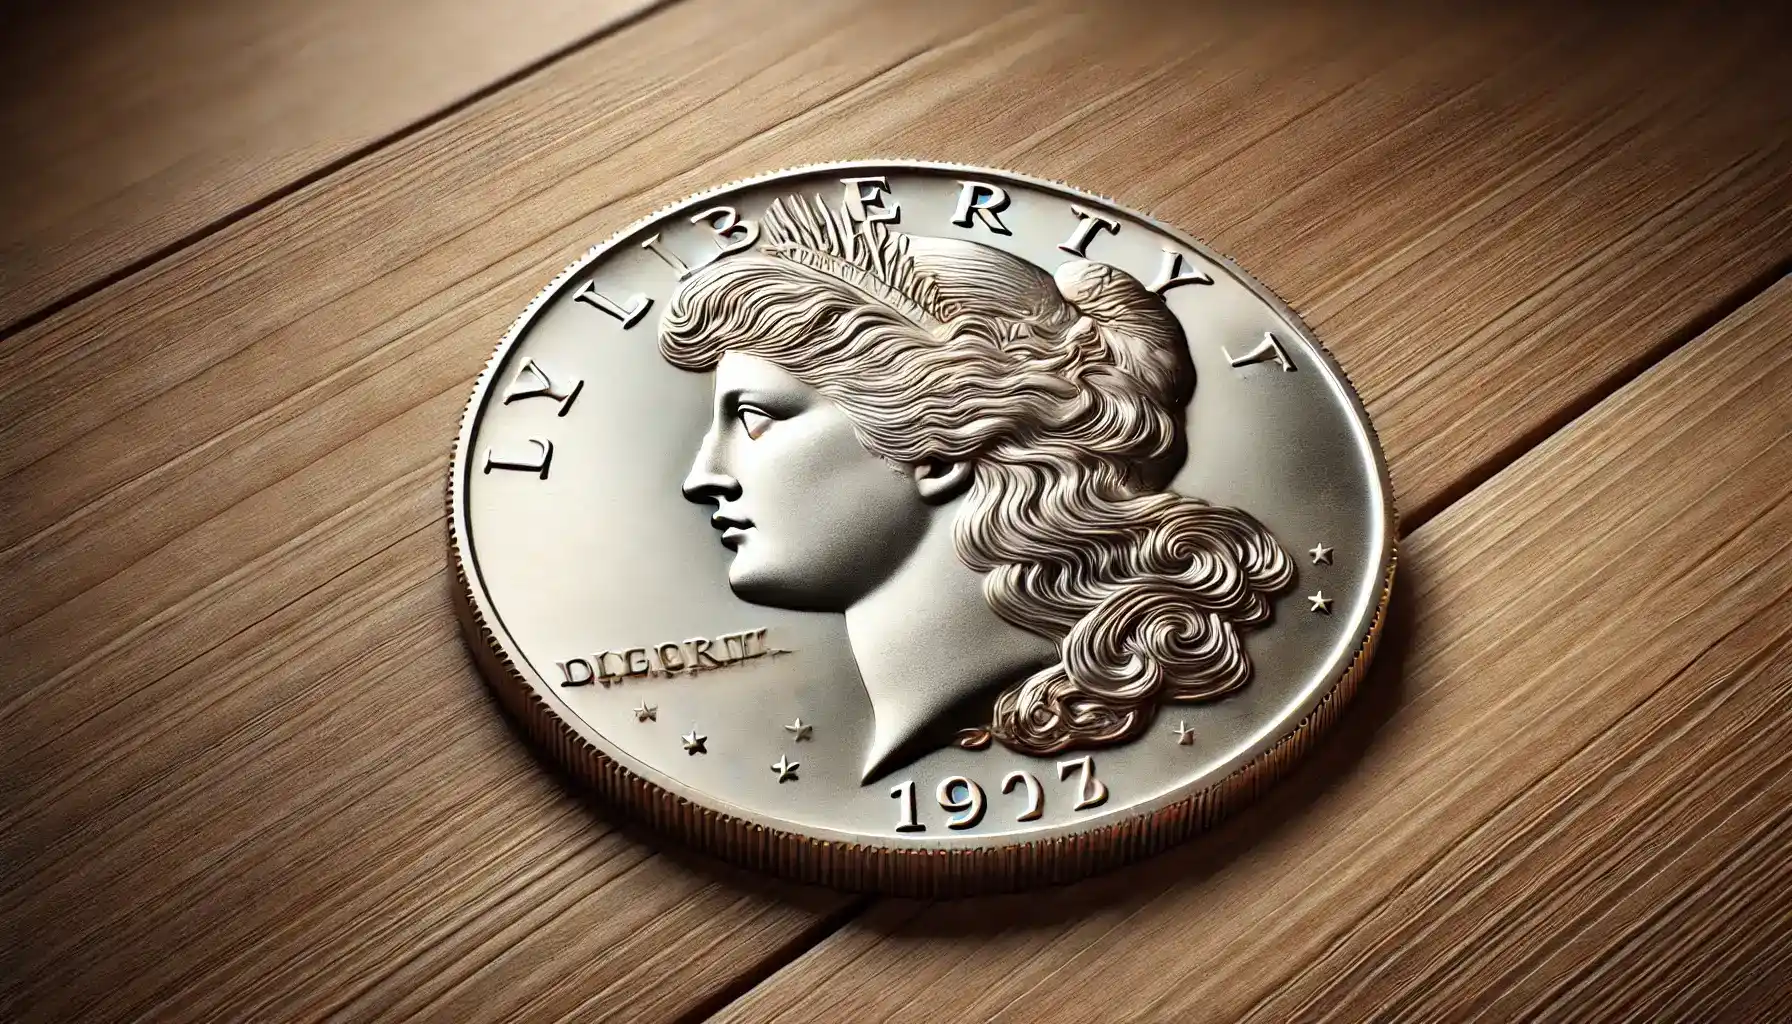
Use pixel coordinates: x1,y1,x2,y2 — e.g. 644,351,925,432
658,197,1293,755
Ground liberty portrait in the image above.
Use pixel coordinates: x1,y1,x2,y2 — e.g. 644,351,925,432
658,194,1294,782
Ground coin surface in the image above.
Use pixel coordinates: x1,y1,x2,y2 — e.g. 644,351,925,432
449,162,1395,894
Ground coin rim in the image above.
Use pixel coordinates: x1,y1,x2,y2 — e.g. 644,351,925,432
447,159,1397,895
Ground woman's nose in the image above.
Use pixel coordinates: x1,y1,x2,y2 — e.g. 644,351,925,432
681,428,741,505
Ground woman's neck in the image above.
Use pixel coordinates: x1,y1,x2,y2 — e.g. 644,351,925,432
844,507,1055,782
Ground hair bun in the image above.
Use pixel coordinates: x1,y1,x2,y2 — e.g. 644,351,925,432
1052,259,1191,404
1054,259,1135,315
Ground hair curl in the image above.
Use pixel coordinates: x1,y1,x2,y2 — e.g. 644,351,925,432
658,213,1292,755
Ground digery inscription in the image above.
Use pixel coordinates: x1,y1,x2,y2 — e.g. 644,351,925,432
556,628,782,687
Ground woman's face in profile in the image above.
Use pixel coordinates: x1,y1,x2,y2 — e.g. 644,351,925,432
681,352,931,612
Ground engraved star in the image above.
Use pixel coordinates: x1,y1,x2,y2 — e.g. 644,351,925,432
785,718,813,741
1309,543,1333,565
771,755,800,782
1308,591,1333,614
1173,720,1196,746
633,701,657,722
681,727,707,754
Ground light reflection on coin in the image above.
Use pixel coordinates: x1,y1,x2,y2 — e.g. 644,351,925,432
449,162,1395,894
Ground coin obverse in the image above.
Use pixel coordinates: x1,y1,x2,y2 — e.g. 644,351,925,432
449,162,1395,895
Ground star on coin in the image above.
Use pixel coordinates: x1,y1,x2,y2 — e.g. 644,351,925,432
1173,720,1195,746
1309,543,1333,565
1308,591,1333,614
771,755,800,782
681,727,707,755
785,718,813,741
633,701,657,722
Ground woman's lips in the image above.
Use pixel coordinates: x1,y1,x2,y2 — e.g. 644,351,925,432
712,513,752,550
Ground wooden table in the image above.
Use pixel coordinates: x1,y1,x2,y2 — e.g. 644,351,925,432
4,0,1789,1019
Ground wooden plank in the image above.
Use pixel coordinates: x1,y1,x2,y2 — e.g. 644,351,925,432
711,279,1792,1022
4,1,1789,631
0,0,659,332
1,0,1789,1018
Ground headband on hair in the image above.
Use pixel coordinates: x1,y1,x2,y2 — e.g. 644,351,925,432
757,195,950,332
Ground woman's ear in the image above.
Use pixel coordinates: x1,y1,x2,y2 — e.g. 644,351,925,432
912,459,973,504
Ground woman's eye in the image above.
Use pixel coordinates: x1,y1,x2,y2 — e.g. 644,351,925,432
738,407,774,439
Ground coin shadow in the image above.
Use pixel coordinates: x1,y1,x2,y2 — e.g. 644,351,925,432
884,559,1420,935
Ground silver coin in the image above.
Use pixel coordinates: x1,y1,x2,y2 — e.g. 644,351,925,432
449,162,1395,894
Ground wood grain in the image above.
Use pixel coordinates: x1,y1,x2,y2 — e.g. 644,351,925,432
1,0,1788,1019
713,278,1792,1023
0,0,660,333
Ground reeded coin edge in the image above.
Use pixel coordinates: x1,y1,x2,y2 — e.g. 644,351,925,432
446,160,1399,896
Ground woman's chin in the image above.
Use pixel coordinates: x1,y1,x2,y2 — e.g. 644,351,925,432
724,559,785,607
726,561,853,614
